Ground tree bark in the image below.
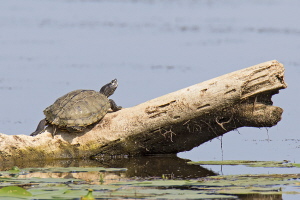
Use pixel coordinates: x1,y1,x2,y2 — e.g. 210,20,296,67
0,60,287,161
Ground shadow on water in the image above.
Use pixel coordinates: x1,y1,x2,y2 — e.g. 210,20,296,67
0,155,215,179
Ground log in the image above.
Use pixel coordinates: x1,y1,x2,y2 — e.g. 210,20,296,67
0,60,287,161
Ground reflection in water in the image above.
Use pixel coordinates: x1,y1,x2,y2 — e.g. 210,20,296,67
0,155,215,179
237,194,282,200
94,155,216,179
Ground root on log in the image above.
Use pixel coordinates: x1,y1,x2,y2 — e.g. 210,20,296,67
0,60,287,161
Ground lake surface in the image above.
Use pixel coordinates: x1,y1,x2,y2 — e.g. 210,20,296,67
0,0,299,167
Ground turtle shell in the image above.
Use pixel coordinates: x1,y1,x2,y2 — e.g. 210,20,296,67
44,89,110,129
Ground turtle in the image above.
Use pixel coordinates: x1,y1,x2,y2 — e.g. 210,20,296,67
30,79,122,136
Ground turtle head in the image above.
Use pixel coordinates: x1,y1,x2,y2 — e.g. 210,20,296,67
100,79,118,97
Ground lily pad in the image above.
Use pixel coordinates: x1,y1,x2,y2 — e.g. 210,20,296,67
8,166,21,173
80,189,95,200
188,160,298,168
292,163,300,168
0,165,299,199
0,186,32,197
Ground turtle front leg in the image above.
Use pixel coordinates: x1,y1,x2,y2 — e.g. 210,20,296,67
109,99,122,112
30,118,47,136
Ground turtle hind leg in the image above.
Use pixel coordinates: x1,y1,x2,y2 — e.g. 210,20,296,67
109,99,122,112
66,126,85,132
30,119,47,136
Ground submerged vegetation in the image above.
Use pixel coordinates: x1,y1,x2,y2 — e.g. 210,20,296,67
0,160,299,199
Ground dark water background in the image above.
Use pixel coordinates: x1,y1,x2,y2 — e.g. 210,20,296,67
0,0,299,173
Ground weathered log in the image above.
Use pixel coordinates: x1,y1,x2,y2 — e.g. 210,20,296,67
0,60,286,161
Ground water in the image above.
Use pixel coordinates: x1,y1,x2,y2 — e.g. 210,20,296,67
0,0,300,166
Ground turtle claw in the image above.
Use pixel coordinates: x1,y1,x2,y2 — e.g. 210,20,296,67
109,99,122,112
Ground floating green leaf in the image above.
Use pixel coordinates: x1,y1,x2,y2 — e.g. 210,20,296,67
81,189,95,200
188,160,297,167
0,165,299,199
8,166,20,173
0,186,32,197
292,163,300,168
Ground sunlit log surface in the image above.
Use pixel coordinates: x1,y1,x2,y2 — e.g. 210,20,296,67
0,60,287,161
